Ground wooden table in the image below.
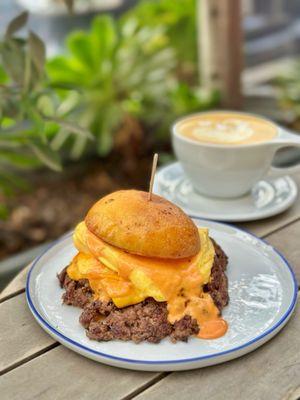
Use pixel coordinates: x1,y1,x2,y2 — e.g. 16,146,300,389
1,174,300,400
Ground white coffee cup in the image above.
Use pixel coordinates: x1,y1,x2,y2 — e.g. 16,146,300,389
172,111,300,198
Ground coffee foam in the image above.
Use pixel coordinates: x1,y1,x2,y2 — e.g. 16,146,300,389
177,113,277,145
192,119,254,144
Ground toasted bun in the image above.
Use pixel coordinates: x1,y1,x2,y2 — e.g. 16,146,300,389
85,190,200,259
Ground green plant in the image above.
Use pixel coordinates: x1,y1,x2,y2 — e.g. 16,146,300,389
47,9,217,157
47,15,177,157
122,0,219,135
275,61,300,122
123,0,198,80
0,2,218,217
0,12,92,215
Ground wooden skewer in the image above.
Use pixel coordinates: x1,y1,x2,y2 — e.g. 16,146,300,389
148,153,158,201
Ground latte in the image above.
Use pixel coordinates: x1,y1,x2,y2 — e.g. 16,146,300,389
177,112,277,145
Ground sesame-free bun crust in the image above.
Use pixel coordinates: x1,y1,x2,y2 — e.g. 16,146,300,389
85,190,200,259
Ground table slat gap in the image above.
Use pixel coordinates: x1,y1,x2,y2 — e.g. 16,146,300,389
261,215,300,239
132,298,300,400
0,343,60,377
0,346,162,400
0,288,25,305
0,293,56,375
121,372,170,400
0,264,31,301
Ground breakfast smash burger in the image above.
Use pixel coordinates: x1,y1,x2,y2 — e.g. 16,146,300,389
58,190,229,343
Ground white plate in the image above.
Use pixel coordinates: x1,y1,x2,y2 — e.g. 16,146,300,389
26,220,298,371
153,162,298,222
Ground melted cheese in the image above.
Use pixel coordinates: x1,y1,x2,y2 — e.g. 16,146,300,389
68,221,228,339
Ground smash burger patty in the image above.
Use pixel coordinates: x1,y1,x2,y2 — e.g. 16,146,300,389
57,240,228,343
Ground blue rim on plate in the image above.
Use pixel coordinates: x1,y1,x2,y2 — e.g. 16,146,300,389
26,218,298,365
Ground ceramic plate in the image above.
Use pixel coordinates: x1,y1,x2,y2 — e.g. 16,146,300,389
153,162,298,222
26,219,297,371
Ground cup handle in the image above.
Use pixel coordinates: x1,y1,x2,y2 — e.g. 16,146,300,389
268,128,300,178
275,128,300,147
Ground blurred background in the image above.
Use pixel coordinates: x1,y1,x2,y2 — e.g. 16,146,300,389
1,0,300,287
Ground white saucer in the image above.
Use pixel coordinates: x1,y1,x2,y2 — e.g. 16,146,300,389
26,220,297,371
153,162,298,222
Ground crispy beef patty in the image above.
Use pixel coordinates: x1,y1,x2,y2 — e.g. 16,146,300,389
57,240,228,343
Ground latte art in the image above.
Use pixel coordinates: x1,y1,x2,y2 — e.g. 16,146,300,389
192,119,254,144
177,113,278,145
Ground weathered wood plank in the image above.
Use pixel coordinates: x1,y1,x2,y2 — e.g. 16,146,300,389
265,219,300,284
0,242,49,292
0,292,162,399
241,171,300,237
0,345,162,400
0,293,55,374
0,264,30,301
134,301,300,400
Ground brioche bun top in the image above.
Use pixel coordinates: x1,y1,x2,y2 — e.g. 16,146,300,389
85,190,200,259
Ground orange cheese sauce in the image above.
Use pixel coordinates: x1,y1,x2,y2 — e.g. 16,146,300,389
67,222,228,339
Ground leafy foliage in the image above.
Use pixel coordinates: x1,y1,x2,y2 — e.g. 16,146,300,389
275,61,300,122
47,3,217,157
123,0,198,78
0,12,92,205
0,1,218,215
47,15,177,156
